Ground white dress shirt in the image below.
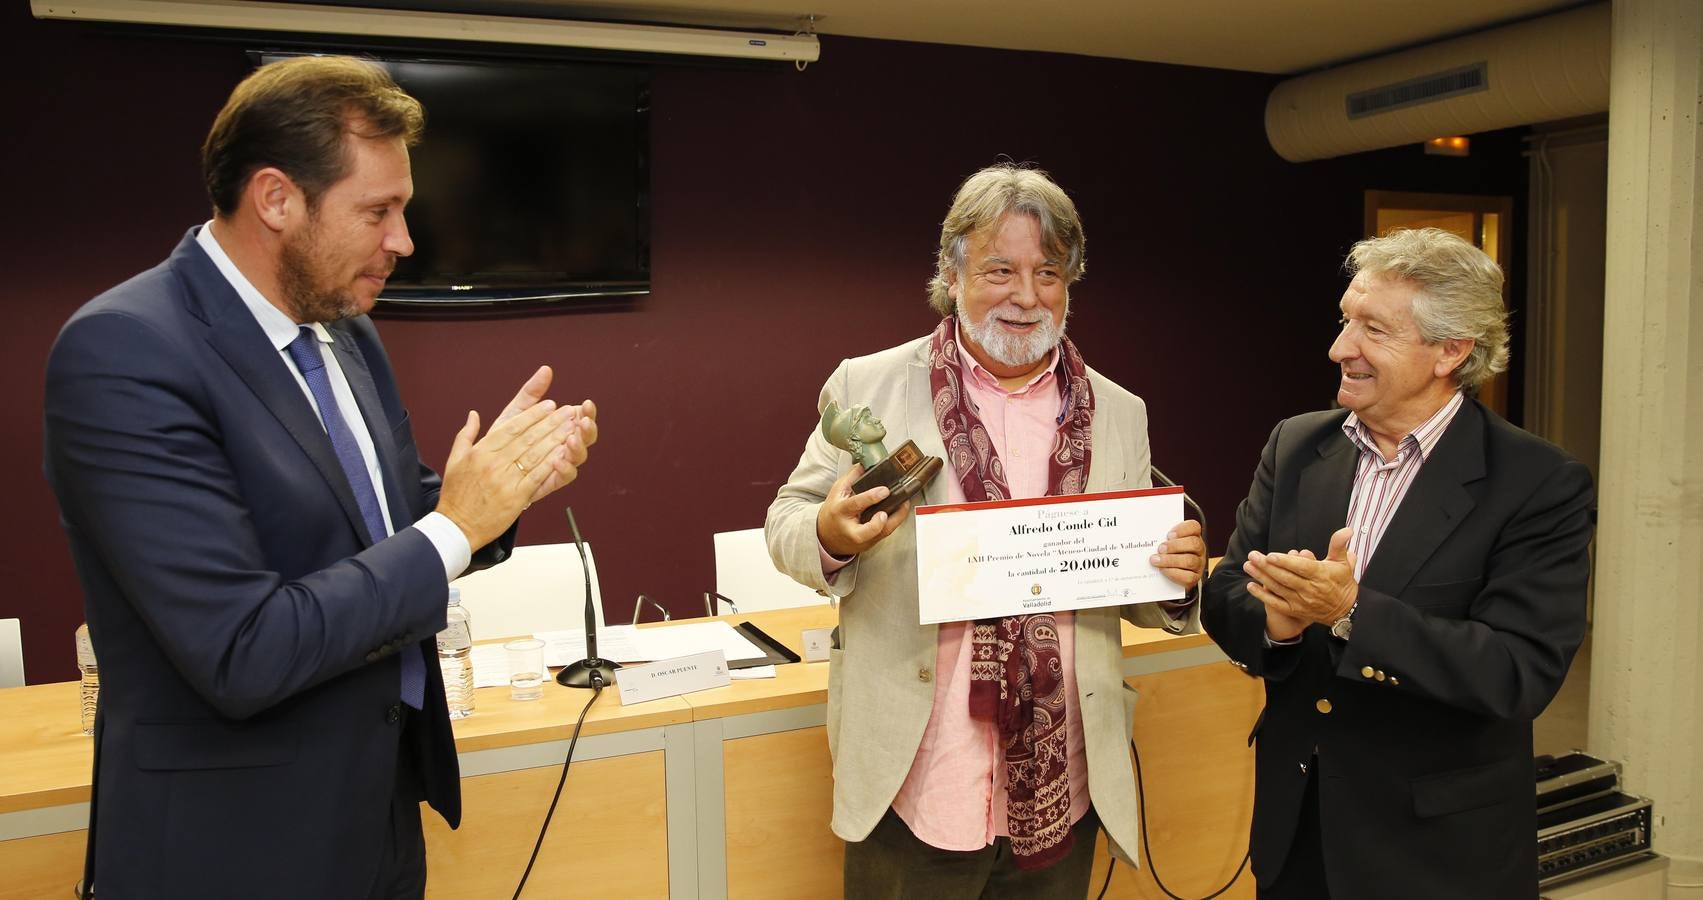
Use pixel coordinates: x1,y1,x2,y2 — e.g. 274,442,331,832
195,222,471,580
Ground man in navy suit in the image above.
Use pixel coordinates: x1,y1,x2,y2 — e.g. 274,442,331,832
1202,228,1593,899
43,56,599,899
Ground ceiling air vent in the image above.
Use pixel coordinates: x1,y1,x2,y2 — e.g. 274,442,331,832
1267,3,1608,161
1346,62,1489,120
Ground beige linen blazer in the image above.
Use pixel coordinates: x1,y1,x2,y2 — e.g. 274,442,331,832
766,334,1199,864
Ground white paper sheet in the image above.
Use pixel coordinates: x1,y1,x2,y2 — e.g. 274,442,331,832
532,621,767,666
534,625,642,667
628,621,767,663
468,643,512,689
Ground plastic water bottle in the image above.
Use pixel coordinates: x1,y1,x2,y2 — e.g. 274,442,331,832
437,587,474,719
75,624,99,736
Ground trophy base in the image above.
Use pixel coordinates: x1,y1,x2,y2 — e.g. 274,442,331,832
854,440,944,523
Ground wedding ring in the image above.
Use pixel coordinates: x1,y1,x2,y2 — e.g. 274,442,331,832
515,460,527,473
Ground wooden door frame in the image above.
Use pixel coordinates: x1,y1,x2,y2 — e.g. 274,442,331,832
1363,190,1516,417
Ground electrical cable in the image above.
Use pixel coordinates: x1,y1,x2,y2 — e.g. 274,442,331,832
1095,736,1250,900
512,675,605,899
1095,465,1248,899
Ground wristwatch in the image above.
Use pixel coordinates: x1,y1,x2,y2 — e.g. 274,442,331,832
1330,601,1358,640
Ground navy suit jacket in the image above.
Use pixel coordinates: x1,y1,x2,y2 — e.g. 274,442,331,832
1201,400,1593,900
44,229,508,898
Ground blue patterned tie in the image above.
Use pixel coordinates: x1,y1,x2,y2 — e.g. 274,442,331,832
286,327,425,709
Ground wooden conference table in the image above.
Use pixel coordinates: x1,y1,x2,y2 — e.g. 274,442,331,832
0,606,1260,899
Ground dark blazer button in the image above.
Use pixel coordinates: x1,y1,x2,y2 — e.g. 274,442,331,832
386,703,402,724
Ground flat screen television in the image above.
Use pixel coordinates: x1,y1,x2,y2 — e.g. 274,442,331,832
259,53,651,308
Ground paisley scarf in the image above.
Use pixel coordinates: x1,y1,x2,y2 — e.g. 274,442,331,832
926,315,1094,869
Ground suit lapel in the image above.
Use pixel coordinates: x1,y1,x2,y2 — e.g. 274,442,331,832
1297,426,1358,553
1359,401,1484,595
1083,371,1121,492
328,323,409,532
177,235,374,545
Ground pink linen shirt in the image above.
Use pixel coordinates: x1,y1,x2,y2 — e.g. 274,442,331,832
877,328,1090,851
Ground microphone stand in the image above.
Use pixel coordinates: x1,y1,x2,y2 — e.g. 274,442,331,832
556,507,621,688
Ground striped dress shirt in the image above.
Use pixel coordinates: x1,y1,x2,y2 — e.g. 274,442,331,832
1340,391,1466,579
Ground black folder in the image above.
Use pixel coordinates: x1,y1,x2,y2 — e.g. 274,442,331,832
727,620,802,670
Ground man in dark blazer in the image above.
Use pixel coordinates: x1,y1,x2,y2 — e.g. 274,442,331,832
43,56,598,899
1202,228,1593,900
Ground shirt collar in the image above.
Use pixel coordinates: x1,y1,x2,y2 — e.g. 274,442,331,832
195,221,333,352
1342,391,1466,464
952,318,1060,396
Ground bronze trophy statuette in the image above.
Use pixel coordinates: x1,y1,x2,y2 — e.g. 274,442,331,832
820,401,943,523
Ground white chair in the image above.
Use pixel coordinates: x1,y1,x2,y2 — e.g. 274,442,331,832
712,528,828,614
0,618,24,688
452,543,605,641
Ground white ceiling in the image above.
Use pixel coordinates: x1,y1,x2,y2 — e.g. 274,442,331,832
345,0,1592,74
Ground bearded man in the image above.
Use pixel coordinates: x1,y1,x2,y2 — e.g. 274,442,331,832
44,56,598,899
766,163,1204,899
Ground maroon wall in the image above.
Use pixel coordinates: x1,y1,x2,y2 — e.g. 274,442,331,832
3,7,1528,682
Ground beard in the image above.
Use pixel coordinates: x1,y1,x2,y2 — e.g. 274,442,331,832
957,298,1068,369
278,218,366,324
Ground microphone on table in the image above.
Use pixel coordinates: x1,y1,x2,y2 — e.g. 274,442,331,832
556,507,621,689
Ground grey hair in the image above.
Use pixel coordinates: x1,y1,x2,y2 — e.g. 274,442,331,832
926,164,1085,316
1346,227,1509,390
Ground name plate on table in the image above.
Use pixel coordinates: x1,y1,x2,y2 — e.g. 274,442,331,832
801,626,835,663
913,487,1185,625
615,650,731,705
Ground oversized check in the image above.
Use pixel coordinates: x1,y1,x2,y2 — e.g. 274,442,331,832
913,487,1185,624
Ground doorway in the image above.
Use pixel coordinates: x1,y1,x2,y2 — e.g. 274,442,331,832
1363,190,1516,417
